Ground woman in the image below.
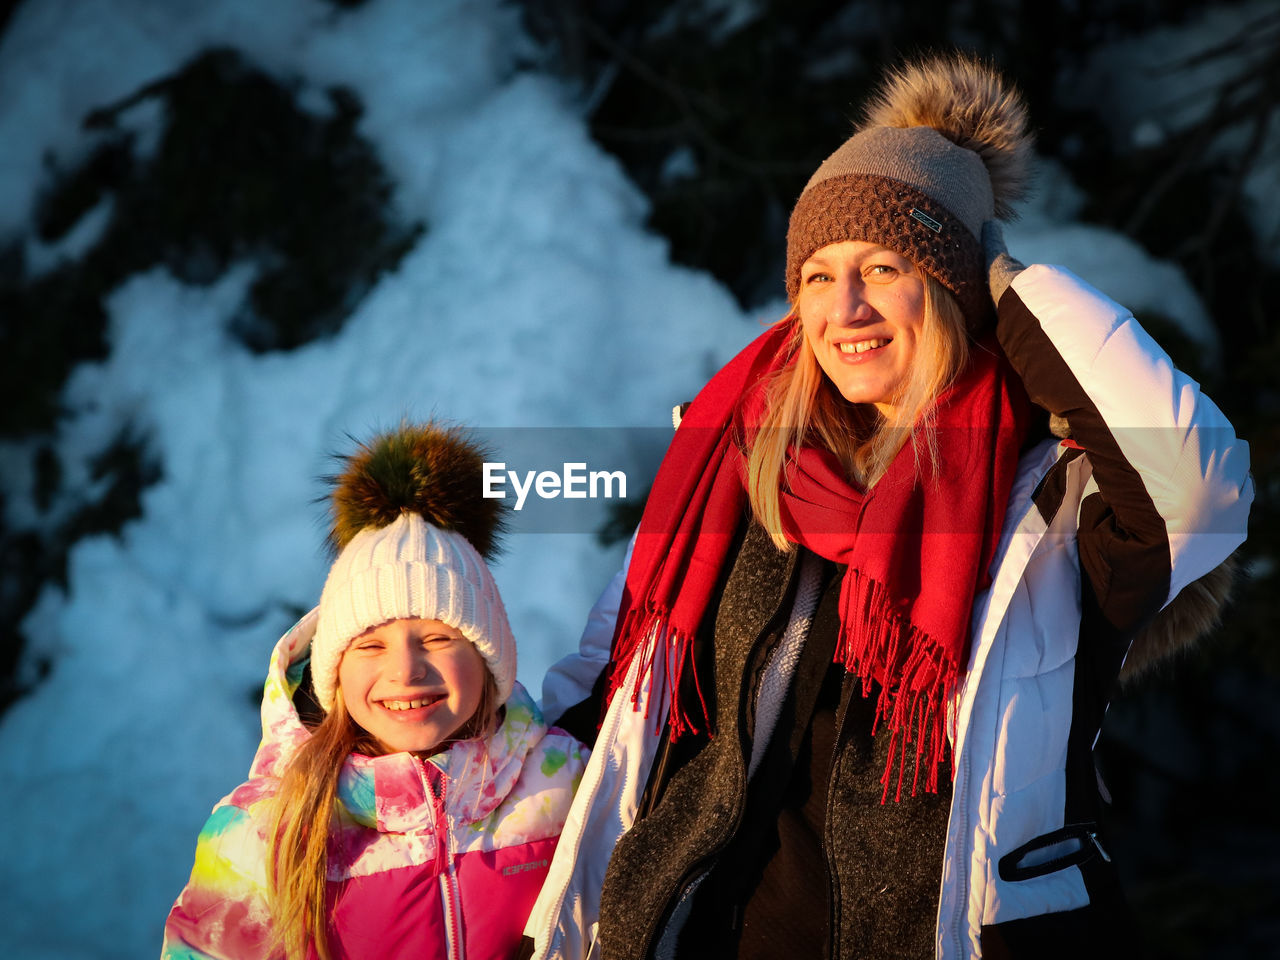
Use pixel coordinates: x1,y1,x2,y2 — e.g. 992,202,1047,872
523,55,1252,959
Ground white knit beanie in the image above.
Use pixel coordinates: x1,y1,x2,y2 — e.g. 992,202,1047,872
309,423,514,712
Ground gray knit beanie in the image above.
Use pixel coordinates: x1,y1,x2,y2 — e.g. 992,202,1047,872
786,55,1033,328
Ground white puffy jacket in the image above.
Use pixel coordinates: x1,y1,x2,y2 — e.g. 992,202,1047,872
524,265,1253,959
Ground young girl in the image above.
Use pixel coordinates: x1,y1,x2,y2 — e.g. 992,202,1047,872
162,422,589,960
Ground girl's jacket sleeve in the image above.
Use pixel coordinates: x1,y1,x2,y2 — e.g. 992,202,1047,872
161,790,276,960
997,264,1252,633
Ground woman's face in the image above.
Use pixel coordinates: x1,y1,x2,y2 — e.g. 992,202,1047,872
797,240,927,420
337,617,488,755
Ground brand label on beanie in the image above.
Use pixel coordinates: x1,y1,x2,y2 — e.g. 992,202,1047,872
909,207,943,233
483,461,627,511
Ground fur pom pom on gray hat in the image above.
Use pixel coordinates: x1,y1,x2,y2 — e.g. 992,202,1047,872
310,422,515,713
786,53,1034,328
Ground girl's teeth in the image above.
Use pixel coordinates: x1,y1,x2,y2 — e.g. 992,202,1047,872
382,697,434,711
839,338,890,354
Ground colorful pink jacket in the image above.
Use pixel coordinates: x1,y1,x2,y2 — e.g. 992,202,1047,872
162,608,588,960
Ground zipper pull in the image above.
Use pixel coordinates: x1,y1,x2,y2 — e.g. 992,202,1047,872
1087,829,1112,863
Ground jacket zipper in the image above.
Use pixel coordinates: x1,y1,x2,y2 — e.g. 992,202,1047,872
423,769,458,960
822,665,861,960
637,725,676,820
1087,828,1111,862
823,734,843,958
440,869,463,960
427,766,465,960
948,742,970,960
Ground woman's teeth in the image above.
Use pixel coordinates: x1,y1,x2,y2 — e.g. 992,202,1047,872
381,697,437,711
839,338,890,354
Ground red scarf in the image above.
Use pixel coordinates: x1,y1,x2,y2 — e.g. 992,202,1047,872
603,324,1030,800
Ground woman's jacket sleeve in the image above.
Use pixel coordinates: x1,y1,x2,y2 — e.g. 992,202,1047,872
539,531,636,730
995,263,1252,635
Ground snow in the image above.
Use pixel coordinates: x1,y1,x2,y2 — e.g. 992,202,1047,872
0,3,751,955
0,1,1246,957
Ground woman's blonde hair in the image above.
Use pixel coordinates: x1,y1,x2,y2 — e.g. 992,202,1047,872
266,664,499,960
747,273,969,551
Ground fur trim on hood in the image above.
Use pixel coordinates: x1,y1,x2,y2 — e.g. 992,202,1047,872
1119,553,1238,684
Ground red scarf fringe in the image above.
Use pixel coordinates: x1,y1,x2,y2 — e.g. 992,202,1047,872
838,570,952,802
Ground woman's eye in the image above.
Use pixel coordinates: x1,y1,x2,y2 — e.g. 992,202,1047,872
866,263,897,277
803,271,831,285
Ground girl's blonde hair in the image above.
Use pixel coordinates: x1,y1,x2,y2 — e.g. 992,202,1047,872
747,273,969,551
266,664,499,960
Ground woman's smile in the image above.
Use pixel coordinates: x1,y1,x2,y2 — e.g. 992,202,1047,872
833,336,893,358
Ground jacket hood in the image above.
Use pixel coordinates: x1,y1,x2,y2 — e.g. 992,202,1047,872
1119,552,1238,684
248,607,545,830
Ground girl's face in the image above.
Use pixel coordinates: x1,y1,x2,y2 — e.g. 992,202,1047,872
337,617,488,756
797,240,927,420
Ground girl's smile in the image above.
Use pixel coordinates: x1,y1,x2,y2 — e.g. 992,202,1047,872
337,617,488,755
378,695,444,711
